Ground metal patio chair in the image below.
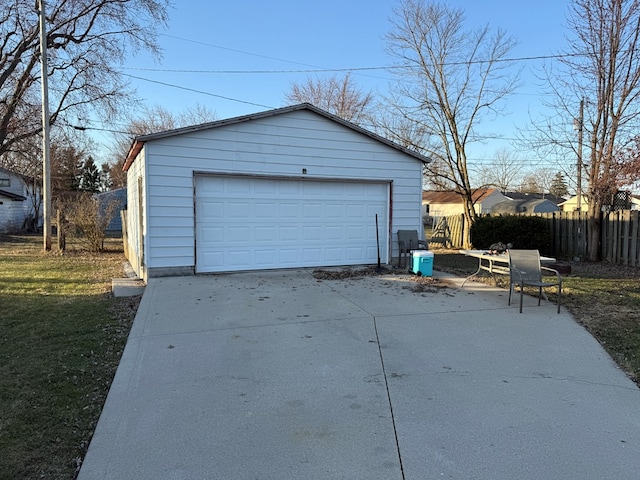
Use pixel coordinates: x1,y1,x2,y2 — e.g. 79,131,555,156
397,230,428,269
508,249,562,314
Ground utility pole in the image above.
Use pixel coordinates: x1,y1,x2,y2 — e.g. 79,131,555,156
575,98,584,212
37,0,52,251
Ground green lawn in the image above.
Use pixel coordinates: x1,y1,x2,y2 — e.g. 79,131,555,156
0,235,139,480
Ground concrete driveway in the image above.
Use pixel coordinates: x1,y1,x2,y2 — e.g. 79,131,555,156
79,270,640,480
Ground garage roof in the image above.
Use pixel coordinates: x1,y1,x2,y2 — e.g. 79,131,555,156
123,103,431,171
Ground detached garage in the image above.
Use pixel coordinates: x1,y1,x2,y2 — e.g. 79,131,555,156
123,104,428,280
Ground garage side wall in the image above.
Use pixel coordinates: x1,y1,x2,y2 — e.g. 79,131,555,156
143,109,423,275
125,147,146,280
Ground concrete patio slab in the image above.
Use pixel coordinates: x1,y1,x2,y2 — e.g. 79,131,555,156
79,269,640,480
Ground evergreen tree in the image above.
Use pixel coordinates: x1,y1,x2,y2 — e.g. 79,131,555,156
51,144,82,193
550,171,569,197
100,162,113,191
79,157,101,193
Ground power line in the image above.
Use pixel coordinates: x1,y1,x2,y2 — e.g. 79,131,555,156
120,52,584,76
120,66,395,75
121,73,274,109
160,33,326,70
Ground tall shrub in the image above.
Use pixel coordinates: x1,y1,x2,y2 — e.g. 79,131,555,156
470,215,552,254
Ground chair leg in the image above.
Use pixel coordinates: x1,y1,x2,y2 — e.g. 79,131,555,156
557,285,561,314
538,287,542,306
519,282,524,313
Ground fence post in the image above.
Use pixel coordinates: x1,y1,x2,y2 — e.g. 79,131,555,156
631,211,639,267
56,209,65,252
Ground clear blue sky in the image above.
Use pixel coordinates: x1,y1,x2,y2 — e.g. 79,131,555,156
100,0,573,170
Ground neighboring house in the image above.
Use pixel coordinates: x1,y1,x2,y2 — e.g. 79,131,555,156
123,104,428,280
558,195,589,212
95,187,127,232
503,191,565,207
560,193,640,212
0,166,39,233
491,198,560,214
422,188,508,220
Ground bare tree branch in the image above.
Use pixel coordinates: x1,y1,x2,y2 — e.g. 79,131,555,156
0,0,170,157
538,0,640,260
285,73,375,127
384,0,519,247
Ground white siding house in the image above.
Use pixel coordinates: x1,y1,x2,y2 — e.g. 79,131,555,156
0,167,38,232
422,189,507,218
123,104,428,280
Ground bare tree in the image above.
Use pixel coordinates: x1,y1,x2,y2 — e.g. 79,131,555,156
385,0,519,247
540,0,640,260
615,135,640,188
475,148,524,193
517,167,556,196
108,103,217,187
0,0,170,157
285,73,375,126
535,168,557,196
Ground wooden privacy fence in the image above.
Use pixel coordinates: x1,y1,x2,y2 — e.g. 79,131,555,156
602,210,640,266
429,211,640,266
546,211,588,260
430,215,465,249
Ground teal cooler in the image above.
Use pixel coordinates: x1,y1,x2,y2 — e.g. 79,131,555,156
411,251,434,276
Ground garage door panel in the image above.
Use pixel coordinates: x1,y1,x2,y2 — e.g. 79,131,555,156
302,248,322,262
304,203,324,217
195,176,388,272
280,203,300,217
254,251,278,266
254,202,277,217
228,225,252,241
227,250,251,266
346,225,365,239
278,249,299,264
255,225,277,241
325,248,342,261
228,202,251,217
279,226,299,241
199,251,224,269
279,182,300,196
302,225,322,240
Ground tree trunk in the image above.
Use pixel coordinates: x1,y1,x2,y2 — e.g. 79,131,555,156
461,199,477,249
587,204,601,261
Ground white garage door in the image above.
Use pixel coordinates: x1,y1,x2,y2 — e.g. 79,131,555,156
195,176,389,273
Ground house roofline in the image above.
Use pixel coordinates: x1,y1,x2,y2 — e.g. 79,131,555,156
0,166,35,185
0,189,26,201
123,103,432,172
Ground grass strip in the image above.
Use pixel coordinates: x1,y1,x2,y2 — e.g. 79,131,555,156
0,236,139,480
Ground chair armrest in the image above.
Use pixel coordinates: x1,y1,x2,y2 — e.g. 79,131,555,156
541,266,562,282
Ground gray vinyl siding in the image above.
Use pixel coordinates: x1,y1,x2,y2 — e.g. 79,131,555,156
137,109,423,274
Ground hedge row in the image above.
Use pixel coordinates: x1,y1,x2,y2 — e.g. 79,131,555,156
470,215,552,255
